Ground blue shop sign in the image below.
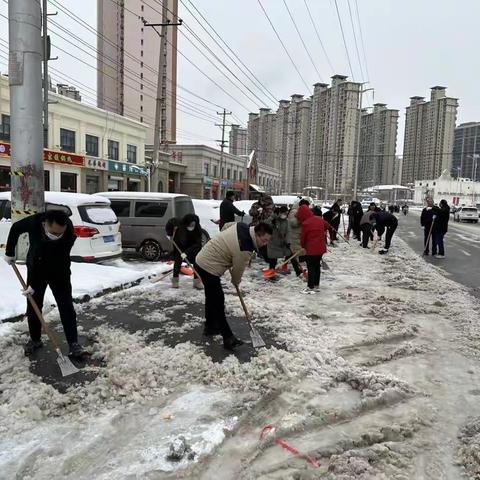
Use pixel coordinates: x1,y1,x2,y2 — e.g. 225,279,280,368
108,160,148,177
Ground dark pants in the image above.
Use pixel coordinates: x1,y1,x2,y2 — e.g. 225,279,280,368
291,257,303,276
424,224,433,253
305,255,322,289
195,264,233,339
27,269,78,345
331,218,340,241
173,250,198,278
432,232,445,256
384,223,398,250
361,224,372,248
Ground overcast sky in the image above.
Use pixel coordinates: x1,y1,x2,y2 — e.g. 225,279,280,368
1,0,479,154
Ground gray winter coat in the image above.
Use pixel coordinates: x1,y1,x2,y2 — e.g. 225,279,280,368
267,214,290,259
288,204,302,252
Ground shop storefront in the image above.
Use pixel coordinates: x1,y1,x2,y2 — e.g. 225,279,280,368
232,181,245,200
203,175,213,199
84,156,108,194
108,160,148,192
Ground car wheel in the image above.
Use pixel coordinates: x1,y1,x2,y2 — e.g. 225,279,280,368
201,228,210,247
141,240,162,261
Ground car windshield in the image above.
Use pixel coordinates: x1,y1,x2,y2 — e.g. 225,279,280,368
78,205,118,224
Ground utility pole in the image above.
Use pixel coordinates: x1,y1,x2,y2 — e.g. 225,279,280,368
216,109,232,198
143,11,182,192
9,0,45,259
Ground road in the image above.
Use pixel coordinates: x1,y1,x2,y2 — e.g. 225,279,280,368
396,210,480,293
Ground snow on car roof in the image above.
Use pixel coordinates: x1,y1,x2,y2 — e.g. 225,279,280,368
0,191,110,206
96,192,189,200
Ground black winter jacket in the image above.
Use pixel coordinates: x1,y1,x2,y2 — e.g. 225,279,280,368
433,205,450,234
173,225,202,258
420,207,437,228
371,211,398,237
219,199,243,228
6,213,76,274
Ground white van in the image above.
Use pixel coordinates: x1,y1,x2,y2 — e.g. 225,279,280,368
0,192,122,262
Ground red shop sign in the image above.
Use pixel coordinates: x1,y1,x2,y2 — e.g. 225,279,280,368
0,141,11,156
44,149,84,166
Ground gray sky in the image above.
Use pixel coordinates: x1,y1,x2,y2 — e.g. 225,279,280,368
1,0,479,153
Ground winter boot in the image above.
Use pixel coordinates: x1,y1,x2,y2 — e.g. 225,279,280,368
379,249,389,255
24,339,43,356
193,278,203,290
171,277,179,288
69,342,87,359
302,287,315,295
223,336,244,351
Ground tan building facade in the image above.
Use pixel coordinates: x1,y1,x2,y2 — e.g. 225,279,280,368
229,125,248,156
402,86,458,185
358,103,399,189
97,0,178,145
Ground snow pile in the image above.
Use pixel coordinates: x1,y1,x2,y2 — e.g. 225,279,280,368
0,259,171,321
192,199,221,239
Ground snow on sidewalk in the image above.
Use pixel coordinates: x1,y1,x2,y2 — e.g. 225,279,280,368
0,259,170,322
2,237,480,478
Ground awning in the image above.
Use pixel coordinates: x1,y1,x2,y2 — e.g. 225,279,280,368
128,178,141,183
249,184,265,193
109,176,124,181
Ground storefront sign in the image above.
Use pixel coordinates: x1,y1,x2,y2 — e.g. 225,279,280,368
44,149,84,166
108,160,148,177
86,156,108,171
221,179,232,188
233,182,244,191
203,175,213,186
0,141,10,156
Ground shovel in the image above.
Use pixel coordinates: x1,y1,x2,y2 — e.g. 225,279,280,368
423,218,435,256
150,269,173,284
171,238,203,284
233,283,266,349
11,264,79,377
276,249,303,271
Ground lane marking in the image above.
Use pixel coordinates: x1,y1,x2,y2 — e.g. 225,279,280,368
460,249,472,256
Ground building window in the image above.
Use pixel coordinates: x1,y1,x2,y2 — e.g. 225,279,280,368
127,144,137,164
204,164,209,176
0,114,10,141
239,170,243,181
213,165,218,177
140,94,143,101
108,140,119,160
44,170,50,191
140,116,143,123
141,50,143,57
0,165,10,191
141,39,144,46
86,175,100,194
233,170,237,181
227,168,231,179
85,134,99,157
140,106,143,112
60,128,75,152
60,172,77,192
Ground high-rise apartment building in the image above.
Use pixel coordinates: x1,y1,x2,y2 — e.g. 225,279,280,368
402,86,458,185
246,108,276,169
452,122,480,181
358,103,399,188
229,124,248,156
307,76,361,196
97,0,178,146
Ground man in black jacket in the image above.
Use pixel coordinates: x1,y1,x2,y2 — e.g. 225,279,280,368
219,191,244,230
4,210,84,357
371,210,398,254
420,197,436,255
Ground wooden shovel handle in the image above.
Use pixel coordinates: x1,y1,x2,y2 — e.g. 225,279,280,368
233,283,254,326
11,263,60,351
171,237,203,282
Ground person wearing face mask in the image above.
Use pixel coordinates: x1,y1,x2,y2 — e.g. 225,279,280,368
263,206,291,277
171,213,203,289
3,209,85,358
420,197,438,255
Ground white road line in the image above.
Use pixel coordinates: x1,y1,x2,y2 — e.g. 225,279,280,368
460,249,472,256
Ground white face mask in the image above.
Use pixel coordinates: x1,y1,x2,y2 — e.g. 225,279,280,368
45,230,64,241
187,225,195,232
280,214,287,220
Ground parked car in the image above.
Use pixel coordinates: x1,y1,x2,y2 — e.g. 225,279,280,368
97,192,210,261
453,206,479,223
0,191,122,262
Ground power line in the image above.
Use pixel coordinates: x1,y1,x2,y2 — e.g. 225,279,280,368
256,0,312,94
282,0,324,83
180,0,278,104
332,0,355,80
353,0,370,81
303,0,335,74
346,0,365,81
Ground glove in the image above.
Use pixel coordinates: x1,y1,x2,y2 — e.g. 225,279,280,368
4,255,15,265
432,215,437,220
180,253,187,260
21,286,34,297
257,207,263,213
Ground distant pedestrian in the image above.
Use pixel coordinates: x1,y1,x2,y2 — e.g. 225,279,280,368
324,199,342,245
432,199,450,258
297,204,335,293
347,201,363,240
371,210,398,254
420,197,436,255
219,190,245,231
195,222,273,350
4,210,85,358
171,214,203,290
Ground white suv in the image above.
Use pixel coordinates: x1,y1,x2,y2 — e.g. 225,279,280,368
453,206,479,223
0,192,122,262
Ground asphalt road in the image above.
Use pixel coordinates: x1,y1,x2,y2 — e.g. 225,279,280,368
396,210,480,293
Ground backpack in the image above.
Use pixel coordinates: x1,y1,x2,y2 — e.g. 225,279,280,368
165,217,180,237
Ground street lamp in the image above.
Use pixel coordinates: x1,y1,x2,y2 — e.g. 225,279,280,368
353,84,375,200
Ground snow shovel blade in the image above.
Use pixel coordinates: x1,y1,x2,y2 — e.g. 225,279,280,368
321,260,330,270
250,326,266,349
57,351,79,377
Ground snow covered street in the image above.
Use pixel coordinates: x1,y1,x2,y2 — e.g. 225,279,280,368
2,238,480,478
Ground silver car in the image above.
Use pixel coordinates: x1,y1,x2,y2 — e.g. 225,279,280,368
453,206,479,223
97,192,209,260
